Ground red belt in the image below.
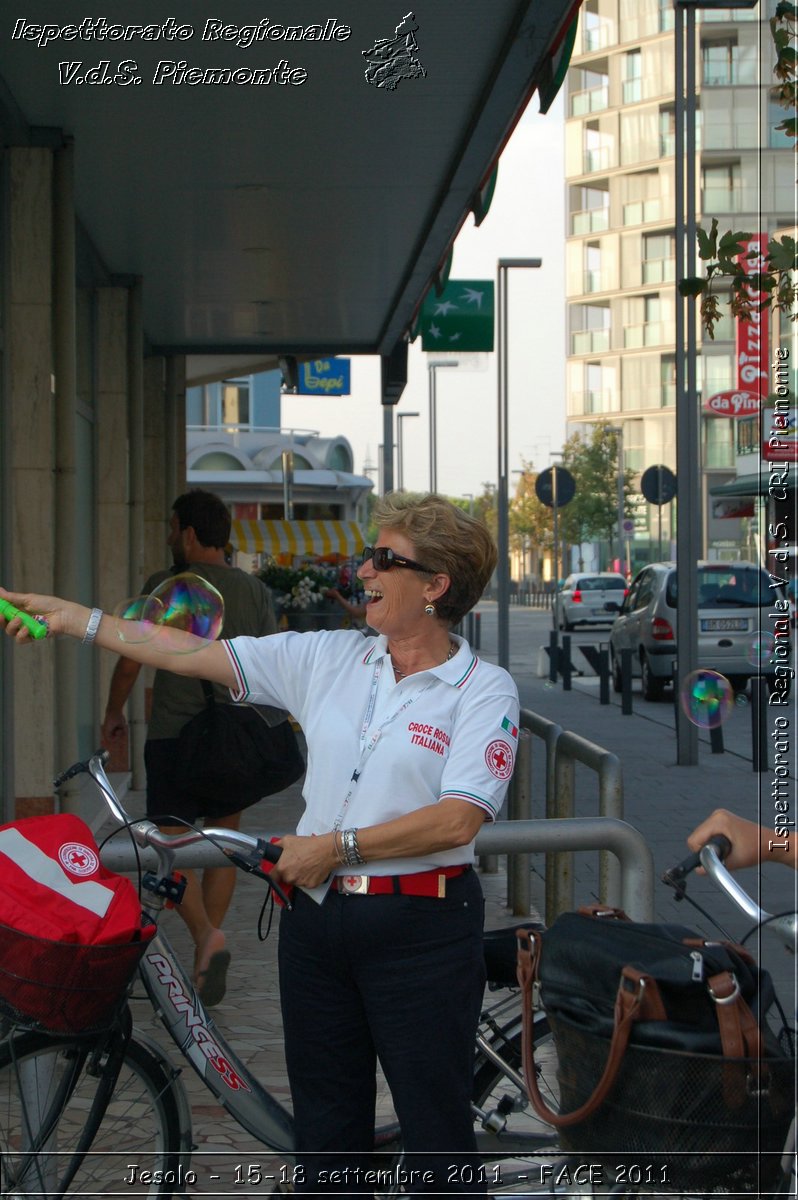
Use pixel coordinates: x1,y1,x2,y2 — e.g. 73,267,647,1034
333,865,470,898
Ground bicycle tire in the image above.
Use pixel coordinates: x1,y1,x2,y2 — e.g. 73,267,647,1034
0,1025,189,1198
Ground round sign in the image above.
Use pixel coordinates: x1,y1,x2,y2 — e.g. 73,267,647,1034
704,390,760,418
622,518,635,534
640,464,677,506
535,465,576,509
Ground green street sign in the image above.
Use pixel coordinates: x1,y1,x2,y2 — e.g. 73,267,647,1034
419,279,494,351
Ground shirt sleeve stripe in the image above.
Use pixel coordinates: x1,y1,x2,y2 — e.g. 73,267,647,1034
440,790,497,820
223,641,249,700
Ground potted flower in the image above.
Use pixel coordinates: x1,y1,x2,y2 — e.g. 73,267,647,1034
258,561,345,631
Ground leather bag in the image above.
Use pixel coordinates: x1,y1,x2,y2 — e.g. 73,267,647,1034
174,681,305,815
516,906,793,1189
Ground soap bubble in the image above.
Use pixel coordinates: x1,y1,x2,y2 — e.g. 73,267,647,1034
747,630,775,668
113,595,165,644
679,670,735,730
148,572,225,653
114,573,224,653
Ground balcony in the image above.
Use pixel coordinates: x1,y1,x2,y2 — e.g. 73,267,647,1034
571,207,610,235
584,147,614,173
582,19,614,53
571,329,611,354
642,258,676,285
568,389,616,416
570,85,609,116
624,322,673,349
622,78,642,105
622,199,662,225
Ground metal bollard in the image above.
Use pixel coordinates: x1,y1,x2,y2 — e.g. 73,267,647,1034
620,648,633,715
561,635,572,691
474,611,481,651
598,644,610,705
751,676,769,772
709,722,724,754
548,630,558,683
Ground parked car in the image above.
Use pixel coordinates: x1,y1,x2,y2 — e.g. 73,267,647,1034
608,561,787,700
553,572,628,631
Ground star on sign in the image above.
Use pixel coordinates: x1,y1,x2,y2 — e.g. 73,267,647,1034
427,322,442,339
433,300,459,316
448,332,461,342
460,287,484,308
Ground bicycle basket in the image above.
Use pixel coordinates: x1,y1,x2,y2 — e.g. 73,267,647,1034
551,1011,795,1193
0,919,154,1035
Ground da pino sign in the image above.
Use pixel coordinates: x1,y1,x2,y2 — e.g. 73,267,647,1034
704,390,760,418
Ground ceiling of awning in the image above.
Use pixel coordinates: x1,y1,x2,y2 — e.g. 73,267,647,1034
0,1,579,384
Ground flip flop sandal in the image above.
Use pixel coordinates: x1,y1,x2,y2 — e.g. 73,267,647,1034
196,949,231,1007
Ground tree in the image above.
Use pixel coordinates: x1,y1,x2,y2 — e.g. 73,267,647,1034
559,426,636,564
679,2,797,337
509,463,554,580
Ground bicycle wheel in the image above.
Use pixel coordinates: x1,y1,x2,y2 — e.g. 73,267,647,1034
0,1025,190,1198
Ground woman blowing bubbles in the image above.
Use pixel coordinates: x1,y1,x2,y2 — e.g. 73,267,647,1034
2,493,519,1196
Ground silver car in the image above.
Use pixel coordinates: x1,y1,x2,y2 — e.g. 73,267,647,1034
553,572,628,631
608,561,787,700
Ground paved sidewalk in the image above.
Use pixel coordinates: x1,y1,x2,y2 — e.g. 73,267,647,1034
108,604,796,1191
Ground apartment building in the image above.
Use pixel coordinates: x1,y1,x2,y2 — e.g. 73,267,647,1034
565,0,795,568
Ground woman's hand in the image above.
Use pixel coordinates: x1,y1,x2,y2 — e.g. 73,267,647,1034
273,832,338,889
0,588,87,642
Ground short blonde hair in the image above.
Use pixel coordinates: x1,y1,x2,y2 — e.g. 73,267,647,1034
372,493,496,626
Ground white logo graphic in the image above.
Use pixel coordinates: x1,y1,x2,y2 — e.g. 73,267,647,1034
59,842,99,877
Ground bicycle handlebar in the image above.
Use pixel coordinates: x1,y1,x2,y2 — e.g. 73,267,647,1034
664,836,796,954
55,749,289,904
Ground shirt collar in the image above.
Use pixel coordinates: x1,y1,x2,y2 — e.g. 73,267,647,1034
363,633,473,686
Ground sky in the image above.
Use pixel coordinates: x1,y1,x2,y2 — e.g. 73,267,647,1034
279,93,567,500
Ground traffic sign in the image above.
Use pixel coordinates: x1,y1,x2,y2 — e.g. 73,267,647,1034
640,464,676,506
535,465,576,508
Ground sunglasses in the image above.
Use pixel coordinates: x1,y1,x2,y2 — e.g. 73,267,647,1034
361,545,438,574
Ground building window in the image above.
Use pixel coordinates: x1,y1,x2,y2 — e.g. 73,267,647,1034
623,50,642,103
702,40,757,87
221,380,250,427
570,303,611,355
643,232,675,285
702,161,742,212
769,90,793,148
660,355,676,408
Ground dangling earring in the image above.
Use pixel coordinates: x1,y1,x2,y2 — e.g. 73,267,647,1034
424,603,436,616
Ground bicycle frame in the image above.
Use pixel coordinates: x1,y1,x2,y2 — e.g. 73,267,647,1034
136,924,295,1153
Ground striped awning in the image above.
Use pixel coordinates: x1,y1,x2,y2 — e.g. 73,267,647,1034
230,519,365,558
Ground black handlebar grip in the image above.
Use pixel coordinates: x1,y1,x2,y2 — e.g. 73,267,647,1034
662,834,732,888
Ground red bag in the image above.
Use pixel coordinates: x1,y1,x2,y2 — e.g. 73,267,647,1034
0,813,154,1033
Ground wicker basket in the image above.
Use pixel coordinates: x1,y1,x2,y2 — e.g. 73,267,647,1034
550,1011,795,1193
0,920,153,1036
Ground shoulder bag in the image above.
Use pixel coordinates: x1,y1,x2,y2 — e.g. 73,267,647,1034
174,680,305,815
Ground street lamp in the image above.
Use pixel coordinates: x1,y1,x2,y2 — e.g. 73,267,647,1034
497,258,542,671
427,361,457,492
605,425,625,571
396,411,420,491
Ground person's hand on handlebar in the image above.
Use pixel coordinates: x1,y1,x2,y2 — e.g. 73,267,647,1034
687,808,797,872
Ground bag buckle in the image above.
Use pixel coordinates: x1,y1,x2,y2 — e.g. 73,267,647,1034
708,972,741,1005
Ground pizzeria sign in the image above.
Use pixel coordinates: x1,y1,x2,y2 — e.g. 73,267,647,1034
704,390,760,418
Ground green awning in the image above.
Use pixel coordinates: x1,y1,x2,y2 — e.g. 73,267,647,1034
709,472,796,498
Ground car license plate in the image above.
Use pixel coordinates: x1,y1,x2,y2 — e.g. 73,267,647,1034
700,618,747,632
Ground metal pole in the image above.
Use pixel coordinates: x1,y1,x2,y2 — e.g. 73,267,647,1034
674,0,699,764
396,412,419,492
428,364,455,494
616,427,624,571
497,259,542,671
382,405,394,494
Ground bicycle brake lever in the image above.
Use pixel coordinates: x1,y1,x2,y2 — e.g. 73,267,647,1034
662,835,732,898
226,848,293,910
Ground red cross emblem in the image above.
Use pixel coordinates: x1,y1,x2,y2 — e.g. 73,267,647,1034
58,841,99,877
485,739,514,780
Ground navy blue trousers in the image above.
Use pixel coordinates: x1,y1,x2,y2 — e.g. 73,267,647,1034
278,869,487,1195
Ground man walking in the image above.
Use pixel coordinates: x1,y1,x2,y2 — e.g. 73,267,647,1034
102,489,290,1004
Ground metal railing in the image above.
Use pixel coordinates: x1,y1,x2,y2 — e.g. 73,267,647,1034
99,815,654,923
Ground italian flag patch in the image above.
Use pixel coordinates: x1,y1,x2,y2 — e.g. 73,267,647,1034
501,716,518,739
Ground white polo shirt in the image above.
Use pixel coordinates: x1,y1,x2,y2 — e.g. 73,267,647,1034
224,629,520,874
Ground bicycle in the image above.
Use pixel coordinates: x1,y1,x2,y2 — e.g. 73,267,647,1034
2,752,793,1197
0,750,561,1198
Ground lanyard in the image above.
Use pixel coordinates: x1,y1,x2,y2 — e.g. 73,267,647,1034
332,657,436,832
